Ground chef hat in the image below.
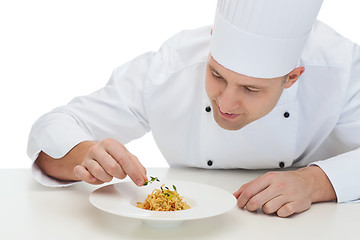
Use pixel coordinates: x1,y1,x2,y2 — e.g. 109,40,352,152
210,0,323,78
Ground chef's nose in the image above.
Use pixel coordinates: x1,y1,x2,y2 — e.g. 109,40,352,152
218,86,241,113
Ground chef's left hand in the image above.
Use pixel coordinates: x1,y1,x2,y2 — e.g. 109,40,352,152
233,166,337,217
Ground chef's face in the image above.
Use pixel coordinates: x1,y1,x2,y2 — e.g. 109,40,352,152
205,55,301,130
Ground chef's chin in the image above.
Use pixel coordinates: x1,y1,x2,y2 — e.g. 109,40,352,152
213,113,248,131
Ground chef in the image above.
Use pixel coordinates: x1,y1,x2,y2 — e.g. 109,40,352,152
27,0,360,217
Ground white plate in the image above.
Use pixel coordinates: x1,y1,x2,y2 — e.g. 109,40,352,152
89,180,237,227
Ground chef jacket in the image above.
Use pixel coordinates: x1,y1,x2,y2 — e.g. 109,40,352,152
27,20,360,203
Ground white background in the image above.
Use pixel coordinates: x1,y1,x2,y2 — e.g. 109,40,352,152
1,0,360,169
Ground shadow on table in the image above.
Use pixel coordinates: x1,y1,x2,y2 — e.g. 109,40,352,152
92,207,238,240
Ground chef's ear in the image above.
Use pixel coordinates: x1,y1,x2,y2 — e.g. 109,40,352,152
283,67,305,89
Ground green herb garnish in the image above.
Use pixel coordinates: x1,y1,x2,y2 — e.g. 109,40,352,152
142,176,178,200
143,176,160,186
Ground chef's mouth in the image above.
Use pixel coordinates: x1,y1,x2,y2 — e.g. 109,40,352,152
218,106,241,120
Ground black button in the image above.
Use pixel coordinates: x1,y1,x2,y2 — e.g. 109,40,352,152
283,112,290,118
207,160,213,166
279,161,285,168
205,106,211,112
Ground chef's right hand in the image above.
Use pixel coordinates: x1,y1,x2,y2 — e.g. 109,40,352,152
73,138,148,186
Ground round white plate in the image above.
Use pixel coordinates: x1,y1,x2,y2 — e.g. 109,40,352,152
89,180,237,227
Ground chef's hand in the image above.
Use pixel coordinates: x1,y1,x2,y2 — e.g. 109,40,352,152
73,138,148,186
233,166,336,217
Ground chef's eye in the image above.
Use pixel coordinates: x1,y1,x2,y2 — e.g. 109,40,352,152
211,71,222,79
244,87,259,93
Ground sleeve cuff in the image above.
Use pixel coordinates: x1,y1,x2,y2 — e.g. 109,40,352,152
31,162,79,187
309,150,360,203
27,112,95,187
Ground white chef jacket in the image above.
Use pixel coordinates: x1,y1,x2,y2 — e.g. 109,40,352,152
27,20,360,203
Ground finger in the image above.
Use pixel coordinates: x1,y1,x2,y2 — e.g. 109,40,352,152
233,182,250,199
74,165,104,185
82,159,113,183
277,199,311,218
128,152,148,180
245,187,280,212
106,142,147,186
276,202,298,218
123,152,148,186
88,146,127,180
262,195,287,214
237,178,270,209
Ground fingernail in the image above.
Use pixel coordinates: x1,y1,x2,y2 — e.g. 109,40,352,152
137,179,143,186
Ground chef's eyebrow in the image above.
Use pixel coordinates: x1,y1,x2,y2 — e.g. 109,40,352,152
207,63,264,90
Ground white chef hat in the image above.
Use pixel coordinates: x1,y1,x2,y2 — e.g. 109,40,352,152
210,0,323,78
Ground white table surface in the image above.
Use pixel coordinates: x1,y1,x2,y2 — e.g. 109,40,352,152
1,167,359,240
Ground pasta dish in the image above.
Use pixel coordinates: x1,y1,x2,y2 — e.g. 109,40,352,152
137,184,190,211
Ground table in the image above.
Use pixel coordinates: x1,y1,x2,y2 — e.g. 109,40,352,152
1,168,359,240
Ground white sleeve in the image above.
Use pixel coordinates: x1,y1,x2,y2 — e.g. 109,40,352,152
27,52,154,186
312,44,360,202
